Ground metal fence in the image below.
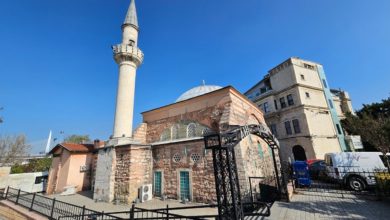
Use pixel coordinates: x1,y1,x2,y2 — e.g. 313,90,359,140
293,169,390,198
3,187,100,219
57,202,270,220
1,187,271,220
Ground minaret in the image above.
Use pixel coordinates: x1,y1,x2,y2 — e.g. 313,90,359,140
112,0,144,139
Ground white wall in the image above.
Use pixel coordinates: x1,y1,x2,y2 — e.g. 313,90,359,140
0,171,48,192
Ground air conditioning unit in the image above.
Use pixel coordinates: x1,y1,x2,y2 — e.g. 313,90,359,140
139,184,152,202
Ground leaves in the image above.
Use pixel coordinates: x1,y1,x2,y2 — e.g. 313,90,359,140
341,97,390,155
11,158,52,174
63,134,90,144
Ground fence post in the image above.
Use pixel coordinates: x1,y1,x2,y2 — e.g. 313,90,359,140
166,205,169,220
50,198,56,220
81,205,86,220
5,186,9,199
130,203,135,220
101,211,104,219
29,193,36,211
15,189,21,205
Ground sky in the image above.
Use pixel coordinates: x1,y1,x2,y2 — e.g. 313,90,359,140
0,0,389,154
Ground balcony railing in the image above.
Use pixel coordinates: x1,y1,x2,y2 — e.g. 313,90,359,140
112,44,144,64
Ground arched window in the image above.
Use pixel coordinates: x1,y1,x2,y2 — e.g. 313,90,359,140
187,123,196,138
171,125,179,140
160,129,171,141
293,145,307,161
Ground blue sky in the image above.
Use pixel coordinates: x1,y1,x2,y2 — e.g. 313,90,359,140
0,0,389,153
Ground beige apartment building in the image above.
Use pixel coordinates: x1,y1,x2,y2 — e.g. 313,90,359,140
245,57,355,161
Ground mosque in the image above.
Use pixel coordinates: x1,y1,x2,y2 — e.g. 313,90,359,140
46,0,278,204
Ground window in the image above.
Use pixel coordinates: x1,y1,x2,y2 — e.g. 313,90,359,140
325,155,333,166
379,155,390,168
270,124,278,137
304,63,314,70
336,124,342,135
180,171,190,200
284,121,292,135
292,119,301,134
263,102,269,113
305,92,310,98
274,100,278,110
300,74,305,80
171,125,179,139
287,94,294,106
280,97,287,108
172,153,182,163
187,123,196,138
35,176,48,184
328,99,334,108
322,79,328,88
191,153,201,163
154,172,162,197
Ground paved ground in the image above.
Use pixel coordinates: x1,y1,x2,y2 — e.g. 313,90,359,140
48,191,390,219
49,191,217,218
265,191,390,220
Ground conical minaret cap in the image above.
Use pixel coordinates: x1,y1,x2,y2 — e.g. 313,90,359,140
124,0,138,27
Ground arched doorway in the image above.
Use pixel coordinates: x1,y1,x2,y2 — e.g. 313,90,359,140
293,145,307,161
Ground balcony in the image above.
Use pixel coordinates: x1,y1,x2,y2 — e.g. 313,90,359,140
112,44,144,66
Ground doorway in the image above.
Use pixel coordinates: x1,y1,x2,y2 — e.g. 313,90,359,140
293,145,307,161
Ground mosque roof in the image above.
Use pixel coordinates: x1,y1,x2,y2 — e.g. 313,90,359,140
176,85,223,102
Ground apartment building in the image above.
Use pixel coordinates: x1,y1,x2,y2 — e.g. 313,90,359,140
245,57,354,161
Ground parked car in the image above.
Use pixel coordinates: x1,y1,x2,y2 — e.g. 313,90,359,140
307,160,326,179
324,152,390,191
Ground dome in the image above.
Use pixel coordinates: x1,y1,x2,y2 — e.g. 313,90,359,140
176,85,223,102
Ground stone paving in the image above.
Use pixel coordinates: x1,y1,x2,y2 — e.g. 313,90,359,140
47,191,390,219
265,191,390,220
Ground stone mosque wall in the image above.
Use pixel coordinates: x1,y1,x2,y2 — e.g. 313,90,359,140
152,140,216,203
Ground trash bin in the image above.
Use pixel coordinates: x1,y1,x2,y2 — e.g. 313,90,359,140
293,161,311,187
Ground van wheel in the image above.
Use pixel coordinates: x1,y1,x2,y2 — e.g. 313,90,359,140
348,176,366,191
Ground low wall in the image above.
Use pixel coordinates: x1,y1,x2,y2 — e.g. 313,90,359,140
0,171,48,193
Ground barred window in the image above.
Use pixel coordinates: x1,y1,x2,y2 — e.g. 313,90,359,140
191,153,201,163
172,153,182,163
171,125,179,140
187,123,196,138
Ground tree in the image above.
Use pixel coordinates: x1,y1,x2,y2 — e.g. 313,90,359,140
341,97,390,171
0,135,31,166
11,158,52,174
63,134,90,144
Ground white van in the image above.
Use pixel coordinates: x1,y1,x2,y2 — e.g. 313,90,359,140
324,152,389,191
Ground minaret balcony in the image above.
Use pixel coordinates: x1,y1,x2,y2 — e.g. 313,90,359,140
113,44,144,66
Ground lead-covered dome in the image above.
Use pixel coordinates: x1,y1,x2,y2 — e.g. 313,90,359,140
176,85,223,102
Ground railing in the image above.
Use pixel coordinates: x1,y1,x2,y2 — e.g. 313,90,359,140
58,202,271,220
112,44,144,61
292,168,390,198
2,187,100,219
1,187,271,220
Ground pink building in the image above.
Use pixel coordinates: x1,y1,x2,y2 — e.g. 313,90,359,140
46,142,102,194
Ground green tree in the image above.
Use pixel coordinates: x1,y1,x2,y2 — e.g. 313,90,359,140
342,97,390,171
64,134,90,144
11,158,52,174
